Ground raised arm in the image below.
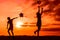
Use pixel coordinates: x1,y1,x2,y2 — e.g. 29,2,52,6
41,8,43,15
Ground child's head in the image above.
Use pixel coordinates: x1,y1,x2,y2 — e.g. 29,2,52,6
7,17,10,20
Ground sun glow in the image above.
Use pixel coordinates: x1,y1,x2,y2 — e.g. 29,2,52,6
16,21,23,28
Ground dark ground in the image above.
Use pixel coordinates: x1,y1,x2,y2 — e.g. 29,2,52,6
0,36,60,40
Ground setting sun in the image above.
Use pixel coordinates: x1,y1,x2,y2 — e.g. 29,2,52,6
16,21,23,28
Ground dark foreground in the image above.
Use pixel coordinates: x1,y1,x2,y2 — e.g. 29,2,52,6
0,36,60,40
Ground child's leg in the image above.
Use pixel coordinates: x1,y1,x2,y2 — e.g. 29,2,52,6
8,29,11,36
11,30,14,36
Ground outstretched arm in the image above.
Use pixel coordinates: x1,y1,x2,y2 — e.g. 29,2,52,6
12,17,18,20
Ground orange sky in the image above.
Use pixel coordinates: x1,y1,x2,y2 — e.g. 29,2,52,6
0,0,60,36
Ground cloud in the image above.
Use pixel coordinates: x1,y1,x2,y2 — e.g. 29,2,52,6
42,28,60,31
32,0,60,21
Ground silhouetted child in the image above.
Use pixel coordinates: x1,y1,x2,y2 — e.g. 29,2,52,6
7,17,18,36
34,7,43,36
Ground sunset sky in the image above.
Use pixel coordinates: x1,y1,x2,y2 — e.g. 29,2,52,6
0,0,60,36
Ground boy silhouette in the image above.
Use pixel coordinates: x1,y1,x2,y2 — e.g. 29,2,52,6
34,7,43,36
7,17,18,36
